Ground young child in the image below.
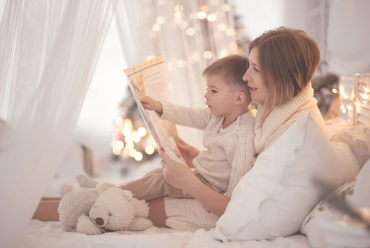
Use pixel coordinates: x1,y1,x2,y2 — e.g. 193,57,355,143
79,54,255,198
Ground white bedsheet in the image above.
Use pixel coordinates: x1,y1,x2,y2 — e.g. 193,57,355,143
14,220,310,248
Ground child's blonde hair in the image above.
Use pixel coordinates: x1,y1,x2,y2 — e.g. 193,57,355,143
202,54,249,94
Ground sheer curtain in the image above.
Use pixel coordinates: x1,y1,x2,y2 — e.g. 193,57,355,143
115,0,237,147
115,0,237,108
0,1,117,247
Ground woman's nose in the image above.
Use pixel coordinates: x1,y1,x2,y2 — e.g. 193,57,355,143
242,70,249,82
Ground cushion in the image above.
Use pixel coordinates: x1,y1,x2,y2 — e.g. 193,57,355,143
300,159,370,247
330,125,370,169
213,113,359,242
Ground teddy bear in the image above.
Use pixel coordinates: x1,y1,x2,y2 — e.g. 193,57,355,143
57,182,153,235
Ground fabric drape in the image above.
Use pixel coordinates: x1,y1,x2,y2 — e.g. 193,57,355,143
0,1,117,247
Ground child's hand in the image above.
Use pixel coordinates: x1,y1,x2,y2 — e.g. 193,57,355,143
140,96,163,114
175,137,200,168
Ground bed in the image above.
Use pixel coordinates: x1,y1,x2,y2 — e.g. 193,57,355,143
15,220,310,248
14,117,369,248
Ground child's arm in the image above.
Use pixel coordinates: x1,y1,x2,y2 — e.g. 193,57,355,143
140,96,163,115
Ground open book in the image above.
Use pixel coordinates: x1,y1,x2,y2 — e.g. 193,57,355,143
124,56,183,163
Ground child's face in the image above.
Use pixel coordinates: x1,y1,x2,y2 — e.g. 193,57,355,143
204,74,238,116
243,47,267,105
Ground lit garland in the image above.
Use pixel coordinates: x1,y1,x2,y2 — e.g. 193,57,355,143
339,73,370,125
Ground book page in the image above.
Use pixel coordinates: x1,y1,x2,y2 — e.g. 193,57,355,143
124,57,183,163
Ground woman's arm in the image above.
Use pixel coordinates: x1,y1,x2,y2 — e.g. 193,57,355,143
160,152,230,217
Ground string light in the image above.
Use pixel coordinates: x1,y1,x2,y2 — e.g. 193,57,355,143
186,27,196,36
220,4,230,12
339,73,370,125
203,50,213,59
197,11,207,19
156,16,166,24
207,14,217,22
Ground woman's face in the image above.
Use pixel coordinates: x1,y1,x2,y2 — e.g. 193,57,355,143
242,47,267,105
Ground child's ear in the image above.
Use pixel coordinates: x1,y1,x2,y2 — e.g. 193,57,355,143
234,91,246,104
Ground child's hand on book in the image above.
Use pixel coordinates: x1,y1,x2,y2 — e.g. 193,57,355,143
140,96,163,115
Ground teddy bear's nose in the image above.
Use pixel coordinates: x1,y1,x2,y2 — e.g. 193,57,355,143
95,217,105,226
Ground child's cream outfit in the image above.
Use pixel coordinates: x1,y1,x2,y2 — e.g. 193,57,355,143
122,101,255,199
121,101,255,230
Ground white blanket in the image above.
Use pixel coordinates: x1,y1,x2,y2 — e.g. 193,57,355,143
14,220,310,248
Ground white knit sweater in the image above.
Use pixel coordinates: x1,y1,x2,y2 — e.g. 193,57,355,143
161,102,255,196
254,82,328,155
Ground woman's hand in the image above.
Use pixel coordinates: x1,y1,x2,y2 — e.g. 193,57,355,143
160,151,197,193
175,137,200,168
140,96,163,114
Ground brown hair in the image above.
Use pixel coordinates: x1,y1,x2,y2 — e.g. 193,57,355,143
202,54,249,93
249,27,320,110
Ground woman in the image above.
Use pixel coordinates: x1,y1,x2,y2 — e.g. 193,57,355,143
34,27,327,232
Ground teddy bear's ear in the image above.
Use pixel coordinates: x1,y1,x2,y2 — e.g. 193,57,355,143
59,184,74,197
121,190,133,200
96,182,115,194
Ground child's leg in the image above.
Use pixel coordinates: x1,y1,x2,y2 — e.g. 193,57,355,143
120,168,168,200
33,198,60,221
122,168,192,200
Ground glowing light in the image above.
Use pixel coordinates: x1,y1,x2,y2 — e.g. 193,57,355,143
207,14,217,22
123,119,133,128
129,149,136,157
132,132,141,143
113,149,121,155
137,127,146,137
157,16,165,24
197,11,207,19
115,116,123,126
217,23,227,31
126,142,134,149
201,5,209,13
186,27,196,36
122,127,131,136
203,50,213,59
226,28,235,36
219,49,229,58
134,152,143,161
174,10,183,21
114,140,124,150
332,88,338,94
152,23,161,32
145,145,155,155
220,4,230,12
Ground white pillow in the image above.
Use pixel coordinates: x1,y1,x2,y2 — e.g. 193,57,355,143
213,113,359,241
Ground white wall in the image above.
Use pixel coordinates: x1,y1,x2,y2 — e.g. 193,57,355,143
232,0,370,75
